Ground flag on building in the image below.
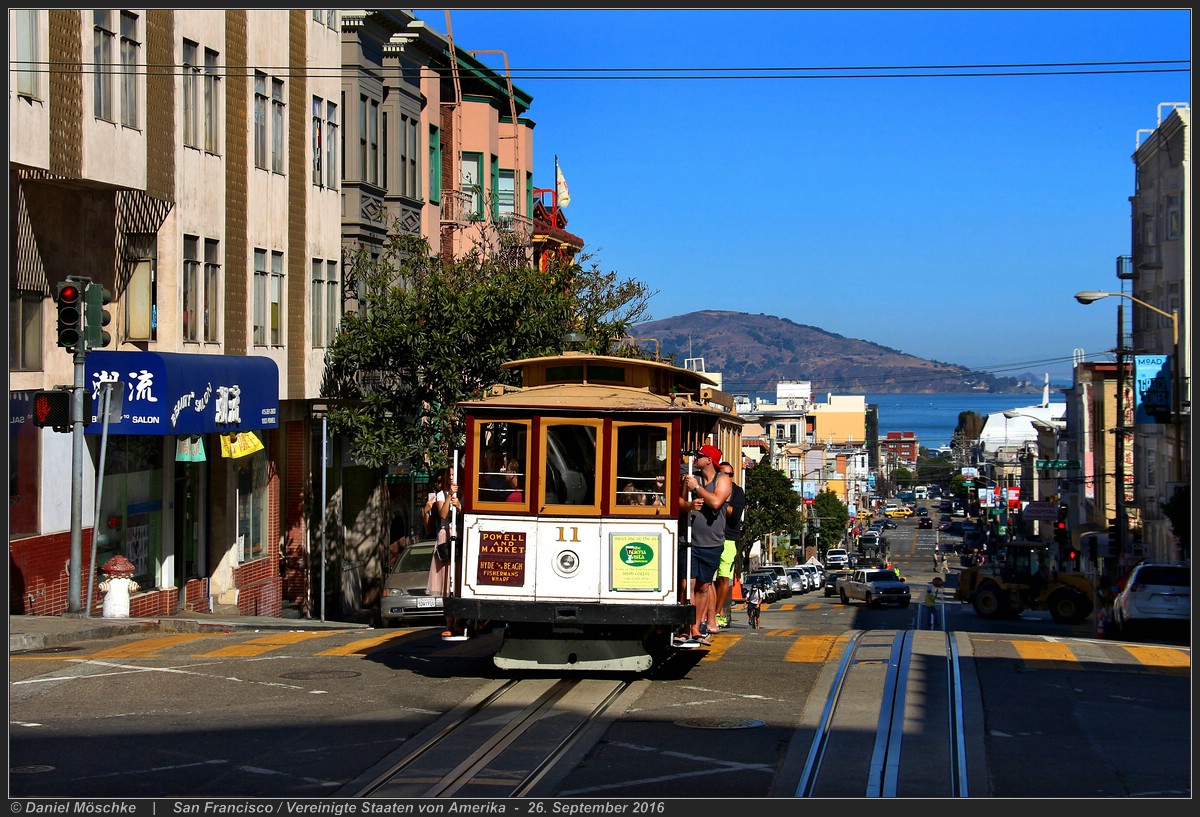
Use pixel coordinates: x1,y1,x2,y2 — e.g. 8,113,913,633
555,155,571,208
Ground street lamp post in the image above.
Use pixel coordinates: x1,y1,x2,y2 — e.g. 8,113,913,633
1075,290,1183,561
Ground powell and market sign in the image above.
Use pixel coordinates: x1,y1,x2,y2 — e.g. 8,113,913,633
83,351,279,436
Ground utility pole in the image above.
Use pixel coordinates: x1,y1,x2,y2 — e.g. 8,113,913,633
1114,302,1129,570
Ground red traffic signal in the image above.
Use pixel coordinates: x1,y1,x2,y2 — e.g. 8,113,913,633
56,281,83,350
33,390,72,431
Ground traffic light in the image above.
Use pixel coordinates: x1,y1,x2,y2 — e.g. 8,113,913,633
33,390,71,431
1053,520,1068,546
55,280,84,352
84,283,113,349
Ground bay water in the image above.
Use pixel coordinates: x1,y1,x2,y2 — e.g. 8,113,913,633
867,393,1053,449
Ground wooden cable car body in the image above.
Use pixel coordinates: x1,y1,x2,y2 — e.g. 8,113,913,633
445,352,743,671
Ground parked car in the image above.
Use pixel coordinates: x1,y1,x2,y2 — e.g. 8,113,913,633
380,542,443,626
1111,562,1190,637
918,517,934,529
801,564,823,590
786,568,808,594
825,569,852,596
758,564,792,598
743,572,778,604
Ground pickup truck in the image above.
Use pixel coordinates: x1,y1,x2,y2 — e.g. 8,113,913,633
837,568,912,608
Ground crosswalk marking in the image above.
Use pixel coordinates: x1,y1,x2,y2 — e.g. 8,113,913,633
1119,644,1190,672
699,634,741,661
87,632,230,658
314,629,417,656
785,635,843,663
1011,640,1079,670
199,630,344,657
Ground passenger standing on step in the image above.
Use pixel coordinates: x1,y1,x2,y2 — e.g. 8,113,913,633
674,444,730,648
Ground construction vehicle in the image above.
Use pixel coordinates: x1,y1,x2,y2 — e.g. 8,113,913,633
955,541,1094,624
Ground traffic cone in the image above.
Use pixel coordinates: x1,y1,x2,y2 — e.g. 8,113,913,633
1095,607,1108,638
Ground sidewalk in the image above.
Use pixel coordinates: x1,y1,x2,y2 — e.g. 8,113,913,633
9,608,372,654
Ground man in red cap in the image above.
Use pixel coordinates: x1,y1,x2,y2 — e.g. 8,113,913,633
675,443,731,647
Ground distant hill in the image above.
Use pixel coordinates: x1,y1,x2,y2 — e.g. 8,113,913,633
632,310,1041,395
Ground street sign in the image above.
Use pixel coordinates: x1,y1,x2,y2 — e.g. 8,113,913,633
1022,500,1059,521
1036,459,1081,470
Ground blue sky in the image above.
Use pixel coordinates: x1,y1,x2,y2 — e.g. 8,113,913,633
411,9,1190,379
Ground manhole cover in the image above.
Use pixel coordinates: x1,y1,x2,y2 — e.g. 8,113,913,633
21,646,82,654
675,716,765,730
279,670,362,680
12,765,56,774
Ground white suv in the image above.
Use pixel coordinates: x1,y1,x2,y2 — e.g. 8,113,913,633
826,548,849,569
1112,562,1190,637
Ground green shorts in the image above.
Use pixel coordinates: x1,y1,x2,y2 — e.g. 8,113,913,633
717,540,737,579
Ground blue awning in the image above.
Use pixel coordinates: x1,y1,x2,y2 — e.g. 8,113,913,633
84,351,279,436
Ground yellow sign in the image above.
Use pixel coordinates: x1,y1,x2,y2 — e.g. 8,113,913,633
609,533,660,591
220,431,265,458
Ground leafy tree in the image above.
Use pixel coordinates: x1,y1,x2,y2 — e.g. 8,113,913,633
321,230,653,470
917,454,954,488
811,489,848,552
893,467,915,489
742,465,803,565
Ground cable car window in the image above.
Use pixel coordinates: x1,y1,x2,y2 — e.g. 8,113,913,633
586,364,626,384
613,423,670,510
545,365,584,383
540,420,600,510
475,421,529,508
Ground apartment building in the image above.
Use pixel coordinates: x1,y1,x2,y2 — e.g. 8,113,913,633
9,10,568,619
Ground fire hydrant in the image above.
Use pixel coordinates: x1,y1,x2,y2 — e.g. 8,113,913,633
99,555,140,618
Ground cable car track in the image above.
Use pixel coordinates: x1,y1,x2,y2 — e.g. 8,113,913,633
350,677,633,798
793,629,970,797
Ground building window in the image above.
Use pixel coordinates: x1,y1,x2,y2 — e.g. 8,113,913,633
271,77,285,173
93,10,114,121
358,94,379,185
1166,194,1181,241
428,125,441,203
14,9,38,98
326,259,340,343
203,48,220,153
462,152,483,218
253,72,268,169
253,249,267,346
8,291,43,372
368,98,379,185
270,251,283,346
381,112,388,189
183,235,200,342
312,96,323,186
203,238,220,342
311,259,323,347
325,101,337,189
182,40,199,148
119,11,139,127
326,10,336,28
498,169,515,217
399,114,419,199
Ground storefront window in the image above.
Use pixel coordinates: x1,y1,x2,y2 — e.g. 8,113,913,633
9,393,40,536
237,451,269,562
97,435,164,587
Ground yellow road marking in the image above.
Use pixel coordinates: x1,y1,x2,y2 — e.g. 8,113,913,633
777,603,797,611
1119,645,1190,672
1011,640,1079,669
699,634,741,661
765,628,800,637
315,630,417,656
87,632,231,658
785,635,842,663
199,630,344,657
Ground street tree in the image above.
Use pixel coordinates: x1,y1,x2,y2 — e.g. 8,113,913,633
321,230,653,471
811,489,848,553
742,464,804,566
